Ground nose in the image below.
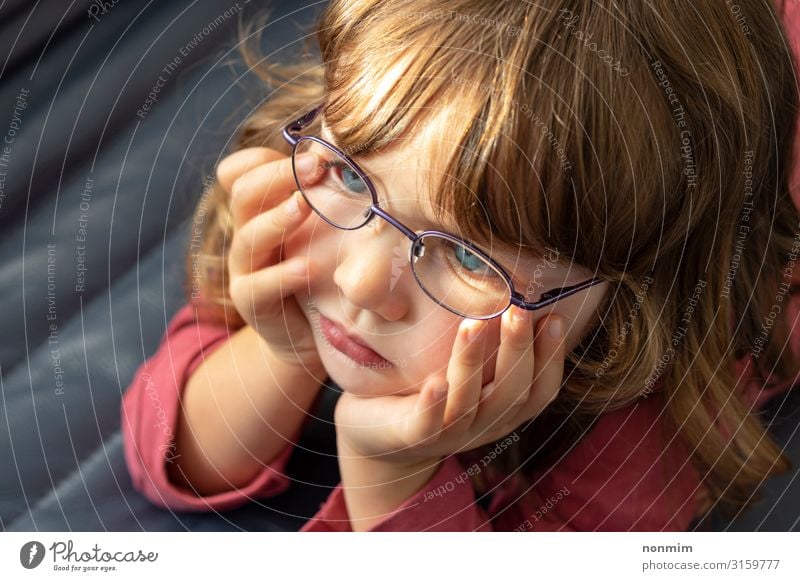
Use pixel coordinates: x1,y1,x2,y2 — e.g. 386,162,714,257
332,226,412,321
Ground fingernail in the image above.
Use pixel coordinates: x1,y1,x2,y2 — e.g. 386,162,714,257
285,192,301,217
548,317,563,339
464,319,487,342
294,153,317,175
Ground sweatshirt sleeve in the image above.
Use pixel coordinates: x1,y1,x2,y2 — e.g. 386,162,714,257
120,303,297,512
299,394,703,532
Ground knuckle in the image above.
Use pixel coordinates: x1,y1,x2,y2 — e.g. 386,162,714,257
262,159,292,188
450,405,476,424
401,425,430,448
269,204,291,229
228,276,250,303
215,156,237,191
398,418,425,448
511,336,534,353
232,227,256,258
507,394,528,414
458,349,484,368
230,176,247,201
233,168,270,203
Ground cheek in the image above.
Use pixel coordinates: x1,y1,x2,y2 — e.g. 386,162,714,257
406,318,503,388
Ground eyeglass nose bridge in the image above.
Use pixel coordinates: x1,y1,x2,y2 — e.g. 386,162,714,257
363,204,420,245
359,204,432,275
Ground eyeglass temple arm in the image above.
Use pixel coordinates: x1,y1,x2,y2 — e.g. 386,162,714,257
282,105,325,147
510,278,605,311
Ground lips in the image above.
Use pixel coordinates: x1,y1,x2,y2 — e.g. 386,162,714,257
318,314,392,367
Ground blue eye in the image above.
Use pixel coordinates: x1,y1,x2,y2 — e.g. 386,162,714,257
454,245,488,272
331,161,368,195
342,166,367,193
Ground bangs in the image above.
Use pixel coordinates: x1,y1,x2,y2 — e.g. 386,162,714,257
314,2,576,262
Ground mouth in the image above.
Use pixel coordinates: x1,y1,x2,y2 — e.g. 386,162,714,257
318,313,393,368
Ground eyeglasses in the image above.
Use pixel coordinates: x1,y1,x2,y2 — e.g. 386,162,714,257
282,104,605,320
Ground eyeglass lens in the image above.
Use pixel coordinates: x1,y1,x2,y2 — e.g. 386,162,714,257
292,138,513,318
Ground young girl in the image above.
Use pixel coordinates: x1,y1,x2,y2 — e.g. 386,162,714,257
121,0,800,531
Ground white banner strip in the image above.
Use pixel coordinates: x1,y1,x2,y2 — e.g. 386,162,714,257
1,532,798,580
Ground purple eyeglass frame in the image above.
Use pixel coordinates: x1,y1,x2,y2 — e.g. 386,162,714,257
282,104,605,320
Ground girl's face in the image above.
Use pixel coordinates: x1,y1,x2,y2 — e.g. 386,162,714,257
282,120,608,397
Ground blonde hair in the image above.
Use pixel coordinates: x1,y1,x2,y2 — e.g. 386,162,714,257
186,0,800,520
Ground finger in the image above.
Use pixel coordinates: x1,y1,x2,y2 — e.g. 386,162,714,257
401,376,449,447
229,256,314,322
508,315,565,427
443,319,488,428
216,147,284,194
229,152,320,230
474,306,534,431
228,191,313,276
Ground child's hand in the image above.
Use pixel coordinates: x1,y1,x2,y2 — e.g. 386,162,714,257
334,309,565,465
218,147,322,369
